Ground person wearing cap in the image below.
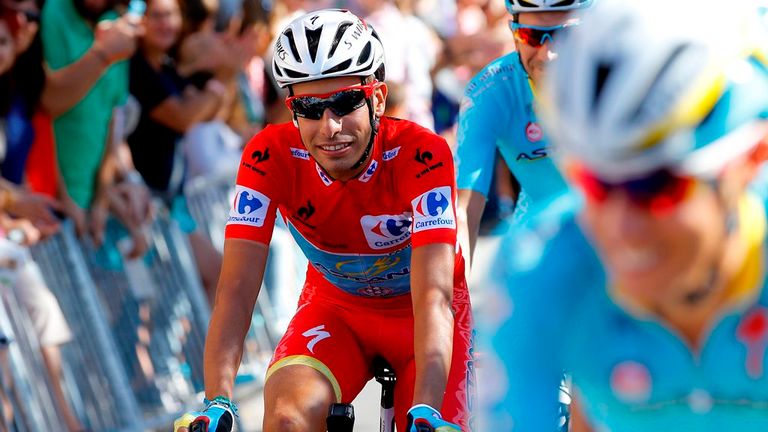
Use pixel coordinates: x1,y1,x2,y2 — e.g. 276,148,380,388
483,0,768,430
174,8,473,432
454,0,592,273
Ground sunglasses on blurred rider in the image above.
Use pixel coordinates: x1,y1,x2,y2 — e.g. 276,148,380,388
509,21,577,48
569,163,698,215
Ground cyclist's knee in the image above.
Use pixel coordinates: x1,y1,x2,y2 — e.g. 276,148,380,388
265,396,333,432
265,405,317,432
264,365,336,431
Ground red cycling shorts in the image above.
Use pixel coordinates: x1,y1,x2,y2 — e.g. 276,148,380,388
266,276,476,431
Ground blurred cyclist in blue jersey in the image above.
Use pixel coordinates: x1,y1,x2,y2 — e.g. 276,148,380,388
455,0,592,270
484,0,768,430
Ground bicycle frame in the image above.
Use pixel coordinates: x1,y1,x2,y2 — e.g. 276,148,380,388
326,357,396,432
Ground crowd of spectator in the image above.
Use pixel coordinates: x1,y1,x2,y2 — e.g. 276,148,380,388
0,0,514,429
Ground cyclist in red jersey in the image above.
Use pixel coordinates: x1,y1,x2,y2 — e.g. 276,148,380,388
174,8,473,432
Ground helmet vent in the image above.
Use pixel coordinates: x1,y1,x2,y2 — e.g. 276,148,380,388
630,43,690,120
324,59,352,75
553,0,576,6
593,62,612,113
357,42,372,66
285,68,309,79
284,29,302,63
517,0,536,7
329,22,352,58
306,27,323,63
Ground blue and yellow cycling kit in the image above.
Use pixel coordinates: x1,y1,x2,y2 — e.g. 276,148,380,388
485,184,768,431
456,52,569,218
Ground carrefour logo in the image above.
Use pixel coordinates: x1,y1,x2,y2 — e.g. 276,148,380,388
360,213,413,250
411,186,455,232
227,185,270,227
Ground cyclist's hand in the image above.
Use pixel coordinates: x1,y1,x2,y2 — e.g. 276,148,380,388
173,397,237,432
406,404,462,432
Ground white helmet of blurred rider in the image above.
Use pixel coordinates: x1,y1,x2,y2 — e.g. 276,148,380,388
272,9,386,88
541,0,768,182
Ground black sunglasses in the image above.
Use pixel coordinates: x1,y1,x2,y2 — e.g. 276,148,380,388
285,82,379,120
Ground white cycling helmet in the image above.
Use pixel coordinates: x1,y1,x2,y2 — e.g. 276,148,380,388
541,0,768,182
272,9,386,88
506,0,593,15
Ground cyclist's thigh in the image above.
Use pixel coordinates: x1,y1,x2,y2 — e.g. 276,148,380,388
265,300,370,410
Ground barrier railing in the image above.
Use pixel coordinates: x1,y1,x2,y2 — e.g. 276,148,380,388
73,210,212,430
0,269,62,432
185,178,286,382
29,210,215,430
29,222,145,431
0,174,301,431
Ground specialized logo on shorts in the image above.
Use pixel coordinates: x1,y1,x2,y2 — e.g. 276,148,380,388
316,163,333,186
227,185,270,227
302,324,330,354
358,159,379,183
525,121,543,142
383,146,401,161
736,307,768,379
610,361,652,403
411,186,455,233
361,213,412,249
290,147,310,160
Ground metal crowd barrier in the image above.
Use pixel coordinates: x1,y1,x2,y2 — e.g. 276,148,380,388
0,269,62,432
185,177,286,379
29,211,212,431
0,174,299,431
28,222,144,431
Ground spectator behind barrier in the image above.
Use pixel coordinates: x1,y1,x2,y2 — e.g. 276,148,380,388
356,0,438,130
0,3,87,430
40,0,151,258
128,0,225,302
172,0,252,183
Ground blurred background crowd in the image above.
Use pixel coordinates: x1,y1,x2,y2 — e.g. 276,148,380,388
0,0,517,430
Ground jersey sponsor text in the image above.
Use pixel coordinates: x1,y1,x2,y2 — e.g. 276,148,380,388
411,186,456,233
227,185,271,227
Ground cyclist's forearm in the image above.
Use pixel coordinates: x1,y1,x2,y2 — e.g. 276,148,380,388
203,239,268,398
203,298,254,398
457,190,486,273
410,243,455,407
412,302,454,408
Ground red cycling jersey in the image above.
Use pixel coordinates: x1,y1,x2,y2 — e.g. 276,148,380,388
225,117,474,430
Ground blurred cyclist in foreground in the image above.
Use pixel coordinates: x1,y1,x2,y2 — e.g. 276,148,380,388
484,0,768,430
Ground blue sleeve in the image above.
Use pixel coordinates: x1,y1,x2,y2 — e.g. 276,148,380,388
480,199,586,431
455,74,503,197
